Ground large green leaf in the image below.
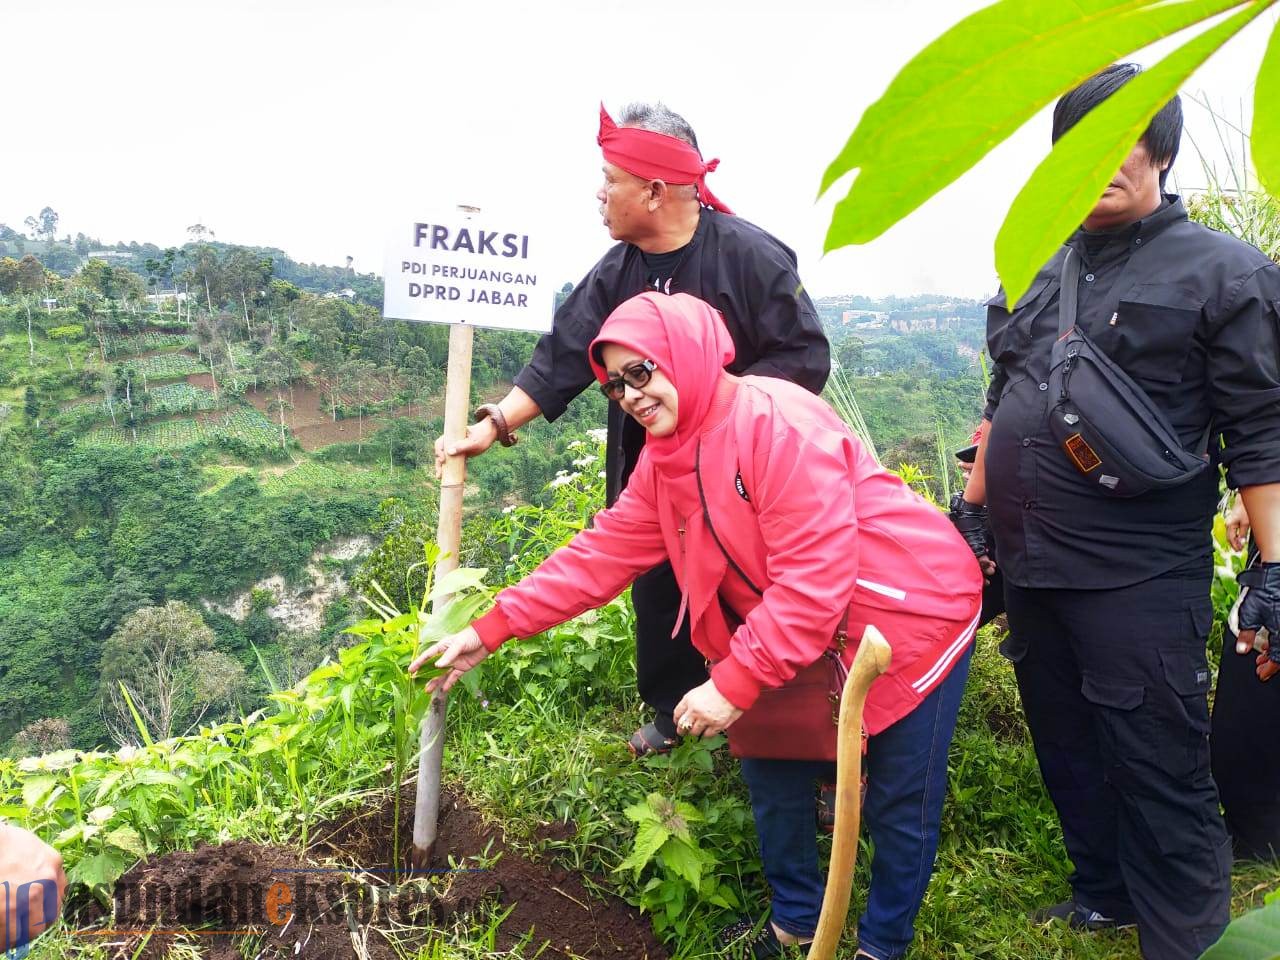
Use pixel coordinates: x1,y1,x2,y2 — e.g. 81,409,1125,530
820,0,1251,250
1254,19,1280,197
1199,901,1280,959
995,0,1272,305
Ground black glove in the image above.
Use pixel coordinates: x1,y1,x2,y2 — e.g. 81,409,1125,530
1237,562,1280,665
948,493,990,561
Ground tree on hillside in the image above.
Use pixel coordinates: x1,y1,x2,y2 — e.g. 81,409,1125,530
11,717,71,757
0,257,19,294
47,324,84,372
98,600,243,744
340,357,377,451
194,312,236,399
254,344,301,453
23,387,38,427
185,243,224,313
16,254,46,294
224,248,273,335
401,345,434,418
98,568,152,637
23,207,58,245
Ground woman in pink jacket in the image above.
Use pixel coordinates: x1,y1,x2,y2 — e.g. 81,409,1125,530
413,292,982,959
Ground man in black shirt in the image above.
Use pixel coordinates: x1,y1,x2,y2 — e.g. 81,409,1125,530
954,64,1280,959
434,102,829,753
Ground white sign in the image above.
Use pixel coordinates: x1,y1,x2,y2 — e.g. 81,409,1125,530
382,209,554,333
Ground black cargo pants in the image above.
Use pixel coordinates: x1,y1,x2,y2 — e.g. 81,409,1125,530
1212,624,1280,860
1002,564,1231,960
632,561,710,737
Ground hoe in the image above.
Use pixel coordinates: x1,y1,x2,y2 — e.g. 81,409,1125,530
808,624,892,960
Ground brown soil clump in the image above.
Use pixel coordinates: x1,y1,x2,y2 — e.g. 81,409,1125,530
109,840,386,960
89,790,662,960
310,788,665,960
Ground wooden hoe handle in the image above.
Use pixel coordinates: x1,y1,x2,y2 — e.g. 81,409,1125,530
807,624,892,960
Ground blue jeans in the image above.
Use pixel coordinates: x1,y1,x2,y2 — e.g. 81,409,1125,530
739,645,972,960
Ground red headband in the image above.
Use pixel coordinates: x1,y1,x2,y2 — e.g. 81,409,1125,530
597,104,733,215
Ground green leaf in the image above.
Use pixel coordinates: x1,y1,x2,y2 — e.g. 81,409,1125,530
428,566,489,601
1253,20,1280,198
995,0,1271,305
658,838,707,890
1199,900,1280,958
68,848,131,895
343,618,384,637
622,800,654,824
117,682,153,747
22,776,59,809
820,0,1250,251
103,825,148,859
617,820,671,879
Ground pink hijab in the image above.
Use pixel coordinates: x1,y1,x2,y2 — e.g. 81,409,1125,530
588,291,736,482
589,292,738,637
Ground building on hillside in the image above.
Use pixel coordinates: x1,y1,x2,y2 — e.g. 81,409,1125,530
322,288,357,301
86,250,132,260
146,290,188,305
842,309,888,325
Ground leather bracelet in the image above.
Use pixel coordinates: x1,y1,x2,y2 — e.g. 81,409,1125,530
474,403,518,447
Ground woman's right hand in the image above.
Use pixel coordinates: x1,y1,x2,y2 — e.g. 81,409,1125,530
409,626,490,693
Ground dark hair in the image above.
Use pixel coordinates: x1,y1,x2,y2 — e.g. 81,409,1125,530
1052,63,1182,187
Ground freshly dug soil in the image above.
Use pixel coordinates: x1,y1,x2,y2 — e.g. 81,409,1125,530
97,788,666,960
309,787,667,960
110,840,381,960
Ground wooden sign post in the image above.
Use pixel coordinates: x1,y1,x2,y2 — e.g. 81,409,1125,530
382,203,553,869
411,318,472,866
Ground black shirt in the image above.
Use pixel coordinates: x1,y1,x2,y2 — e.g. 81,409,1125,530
984,196,1280,589
514,209,830,503
641,245,689,292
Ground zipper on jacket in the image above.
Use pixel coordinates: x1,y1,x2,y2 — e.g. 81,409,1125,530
672,521,690,639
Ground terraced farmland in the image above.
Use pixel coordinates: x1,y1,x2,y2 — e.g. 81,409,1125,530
256,460,412,496
147,382,220,414
105,331,192,357
79,406,281,453
132,352,206,380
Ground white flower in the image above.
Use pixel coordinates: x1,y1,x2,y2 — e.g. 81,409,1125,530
567,440,584,450
548,472,581,489
572,454,598,467
598,471,606,478
502,504,517,514
115,744,141,764
586,428,608,443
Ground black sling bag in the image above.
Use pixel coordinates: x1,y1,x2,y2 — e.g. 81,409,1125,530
1045,247,1210,497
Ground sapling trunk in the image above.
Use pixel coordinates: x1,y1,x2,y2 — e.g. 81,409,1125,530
411,321,473,868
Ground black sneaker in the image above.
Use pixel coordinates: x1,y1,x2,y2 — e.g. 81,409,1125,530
718,918,810,958
1031,900,1138,931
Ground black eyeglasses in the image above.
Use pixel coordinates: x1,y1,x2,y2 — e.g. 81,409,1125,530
599,359,658,401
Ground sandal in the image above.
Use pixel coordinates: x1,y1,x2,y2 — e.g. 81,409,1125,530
627,721,678,758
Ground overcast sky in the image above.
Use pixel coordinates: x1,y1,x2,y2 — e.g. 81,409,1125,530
4,1,1276,300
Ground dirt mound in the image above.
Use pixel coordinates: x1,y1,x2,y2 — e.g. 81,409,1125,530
310,788,665,960
111,840,379,960
98,790,664,960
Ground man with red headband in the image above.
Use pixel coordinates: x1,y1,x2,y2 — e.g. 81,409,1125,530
435,101,829,757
